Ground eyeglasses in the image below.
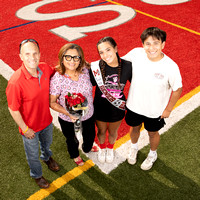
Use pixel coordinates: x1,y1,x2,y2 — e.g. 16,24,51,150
64,55,81,62
19,39,39,52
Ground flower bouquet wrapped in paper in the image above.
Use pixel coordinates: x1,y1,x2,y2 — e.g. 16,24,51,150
65,92,88,133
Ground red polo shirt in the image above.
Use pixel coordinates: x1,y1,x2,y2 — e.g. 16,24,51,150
6,62,54,134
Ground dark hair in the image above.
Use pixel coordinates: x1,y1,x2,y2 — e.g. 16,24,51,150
19,39,40,52
140,27,166,43
97,36,122,87
56,43,90,75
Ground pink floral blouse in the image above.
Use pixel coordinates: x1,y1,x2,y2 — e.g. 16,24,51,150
50,68,94,122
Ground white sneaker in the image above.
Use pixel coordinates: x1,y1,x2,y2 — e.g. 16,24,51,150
106,148,114,163
141,153,157,170
127,147,138,165
98,148,106,163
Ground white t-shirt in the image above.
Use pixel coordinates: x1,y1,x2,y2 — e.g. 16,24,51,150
123,48,182,118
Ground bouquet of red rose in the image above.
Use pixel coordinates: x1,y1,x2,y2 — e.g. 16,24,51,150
65,92,88,133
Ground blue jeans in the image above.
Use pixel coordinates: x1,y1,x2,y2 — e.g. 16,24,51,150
22,123,53,179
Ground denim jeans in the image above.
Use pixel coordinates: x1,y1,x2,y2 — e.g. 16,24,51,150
22,123,53,179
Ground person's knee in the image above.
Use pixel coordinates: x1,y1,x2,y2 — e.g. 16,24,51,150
97,128,107,136
108,129,118,137
131,124,142,134
148,131,159,138
96,121,107,136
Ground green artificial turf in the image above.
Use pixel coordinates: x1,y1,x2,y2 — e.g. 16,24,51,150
1,74,199,200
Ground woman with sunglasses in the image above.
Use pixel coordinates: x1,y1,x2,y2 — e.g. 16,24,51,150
90,37,132,163
50,43,97,166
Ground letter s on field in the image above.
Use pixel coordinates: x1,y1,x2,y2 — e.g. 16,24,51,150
16,0,136,41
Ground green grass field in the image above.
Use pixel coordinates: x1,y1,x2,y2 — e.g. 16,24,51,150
1,74,200,200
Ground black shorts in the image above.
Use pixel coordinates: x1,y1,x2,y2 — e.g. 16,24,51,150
94,99,125,122
125,108,165,132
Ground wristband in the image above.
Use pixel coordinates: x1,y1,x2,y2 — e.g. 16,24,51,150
23,126,29,134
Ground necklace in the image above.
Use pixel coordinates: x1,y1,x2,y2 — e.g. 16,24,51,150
64,74,71,79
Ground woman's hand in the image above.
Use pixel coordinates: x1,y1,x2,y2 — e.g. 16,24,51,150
69,114,79,123
50,94,79,123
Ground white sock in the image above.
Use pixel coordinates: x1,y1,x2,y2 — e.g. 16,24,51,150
131,142,138,150
149,149,157,157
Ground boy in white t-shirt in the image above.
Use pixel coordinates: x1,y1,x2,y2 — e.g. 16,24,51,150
124,27,182,170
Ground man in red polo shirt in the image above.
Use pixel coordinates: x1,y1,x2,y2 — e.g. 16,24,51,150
6,39,60,188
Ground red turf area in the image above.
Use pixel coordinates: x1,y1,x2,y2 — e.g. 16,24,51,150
1,0,199,141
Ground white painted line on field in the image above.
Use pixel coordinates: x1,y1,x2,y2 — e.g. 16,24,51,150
1,59,199,174
0,59,14,80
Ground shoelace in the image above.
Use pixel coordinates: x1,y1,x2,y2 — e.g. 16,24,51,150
145,156,155,164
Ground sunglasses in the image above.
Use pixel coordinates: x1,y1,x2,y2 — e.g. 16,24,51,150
64,55,81,62
19,39,39,52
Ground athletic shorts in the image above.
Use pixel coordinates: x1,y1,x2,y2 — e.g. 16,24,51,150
125,107,166,132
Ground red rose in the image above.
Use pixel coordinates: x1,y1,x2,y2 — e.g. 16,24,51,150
80,96,85,102
76,98,81,105
65,92,86,108
77,93,83,98
69,102,73,107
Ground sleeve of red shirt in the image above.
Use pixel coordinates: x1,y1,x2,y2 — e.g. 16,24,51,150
6,82,22,111
48,64,56,77
39,62,55,77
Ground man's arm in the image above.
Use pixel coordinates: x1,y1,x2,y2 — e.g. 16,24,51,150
161,87,182,118
8,108,35,139
121,49,134,62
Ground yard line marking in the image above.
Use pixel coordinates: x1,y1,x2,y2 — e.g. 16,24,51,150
106,0,122,5
135,9,200,36
106,0,200,36
27,160,95,200
0,21,37,33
